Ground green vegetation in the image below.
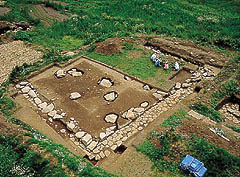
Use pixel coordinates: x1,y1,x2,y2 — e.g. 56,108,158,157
161,109,188,127
0,134,67,177
3,0,240,51
226,124,240,133
213,55,240,84
190,103,222,122
137,129,240,177
211,80,240,108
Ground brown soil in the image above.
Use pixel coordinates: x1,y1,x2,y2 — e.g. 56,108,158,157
19,57,156,138
175,118,240,156
146,37,229,67
170,69,192,83
94,37,125,55
0,7,10,16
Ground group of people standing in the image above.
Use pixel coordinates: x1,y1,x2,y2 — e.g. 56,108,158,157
151,52,179,70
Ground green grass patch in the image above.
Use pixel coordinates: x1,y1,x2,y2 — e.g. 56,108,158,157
226,124,240,133
5,0,240,50
210,80,240,108
137,129,240,177
190,103,222,122
161,109,188,127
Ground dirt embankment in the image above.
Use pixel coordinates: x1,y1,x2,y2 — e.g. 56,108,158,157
146,37,228,67
94,37,125,55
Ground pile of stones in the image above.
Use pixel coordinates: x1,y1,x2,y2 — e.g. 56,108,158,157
219,103,240,123
15,81,66,123
98,78,114,88
104,91,118,102
55,68,84,78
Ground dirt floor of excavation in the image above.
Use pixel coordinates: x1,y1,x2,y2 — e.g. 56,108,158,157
28,59,156,137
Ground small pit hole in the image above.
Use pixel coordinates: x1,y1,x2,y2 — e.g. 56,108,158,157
114,144,127,154
194,86,202,93
83,155,98,165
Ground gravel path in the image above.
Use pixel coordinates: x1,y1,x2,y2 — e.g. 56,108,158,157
0,40,42,85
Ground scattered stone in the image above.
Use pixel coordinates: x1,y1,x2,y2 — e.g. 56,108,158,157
68,68,83,77
87,141,98,151
122,137,127,142
55,70,66,78
100,132,106,139
21,86,31,94
126,109,135,120
93,148,100,154
175,82,181,89
182,83,192,88
38,102,47,109
156,90,168,96
134,107,145,113
124,75,131,81
95,154,101,161
153,92,163,100
104,113,118,123
82,134,92,146
53,114,63,119
70,92,81,100
140,101,149,108
99,151,105,158
99,78,113,88
28,90,37,98
19,81,28,86
48,110,57,117
34,97,42,105
104,91,118,102
67,122,76,131
75,131,85,139
42,103,54,114
88,154,95,160
143,84,151,91
116,140,122,147
138,127,143,131
104,150,110,157
60,129,66,133
111,145,117,150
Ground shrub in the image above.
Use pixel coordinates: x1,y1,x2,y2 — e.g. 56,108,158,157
13,30,32,41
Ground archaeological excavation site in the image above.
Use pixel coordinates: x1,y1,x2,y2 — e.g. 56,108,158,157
0,0,239,176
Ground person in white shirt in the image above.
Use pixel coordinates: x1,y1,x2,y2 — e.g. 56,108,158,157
151,52,157,63
174,61,179,70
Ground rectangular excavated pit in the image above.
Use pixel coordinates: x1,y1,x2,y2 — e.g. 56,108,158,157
13,56,159,158
169,68,192,83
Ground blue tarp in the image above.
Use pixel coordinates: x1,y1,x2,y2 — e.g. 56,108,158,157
180,155,207,177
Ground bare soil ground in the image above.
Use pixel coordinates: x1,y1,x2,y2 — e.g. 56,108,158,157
15,57,156,138
0,40,42,85
29,4,69,26
170,69,192,83
95,37,125,55
145,37,229,67
0,7,10,16
176,118,240,156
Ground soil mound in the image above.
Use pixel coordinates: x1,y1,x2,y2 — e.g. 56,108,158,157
95,37,124,55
